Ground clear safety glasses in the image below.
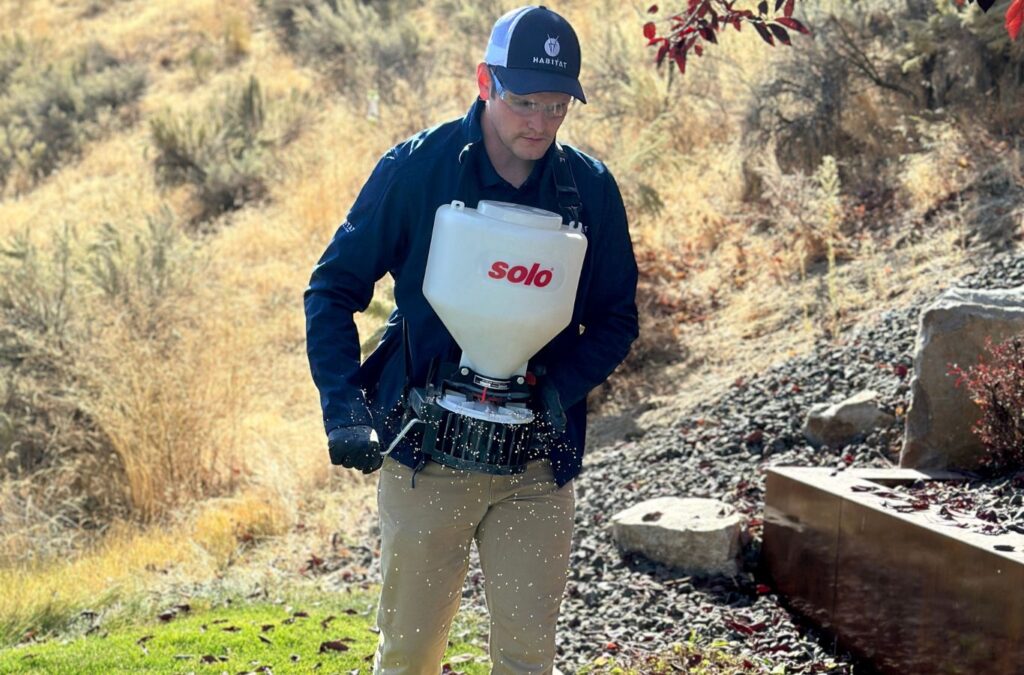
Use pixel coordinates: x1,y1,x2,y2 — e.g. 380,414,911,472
490,68,575,120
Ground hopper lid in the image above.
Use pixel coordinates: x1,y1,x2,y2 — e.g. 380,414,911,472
477,200,562,230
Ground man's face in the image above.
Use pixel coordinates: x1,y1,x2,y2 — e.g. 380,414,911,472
478,65,572,162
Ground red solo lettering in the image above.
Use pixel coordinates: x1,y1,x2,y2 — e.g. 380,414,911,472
508,265,528,282
487,261,553,288
487,261,509,279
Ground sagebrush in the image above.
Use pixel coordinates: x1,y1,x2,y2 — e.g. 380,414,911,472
0,36,146,194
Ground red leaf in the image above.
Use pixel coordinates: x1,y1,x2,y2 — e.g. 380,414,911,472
656,42,670,66
769,23,792,45
643,22,657,40
1008,0,1024,40
784,0,795,17
753,21,775,45
648,3,659,12
775,17,810,34
726,618,756,635
673,50,687,74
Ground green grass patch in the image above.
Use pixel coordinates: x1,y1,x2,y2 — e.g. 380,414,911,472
0,593,490,674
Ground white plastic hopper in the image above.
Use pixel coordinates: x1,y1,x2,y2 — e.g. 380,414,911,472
423,200,587,379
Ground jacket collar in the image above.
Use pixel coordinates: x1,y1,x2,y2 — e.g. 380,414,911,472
462,98,485,146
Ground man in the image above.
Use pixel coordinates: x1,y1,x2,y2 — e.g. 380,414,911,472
304,6,638,673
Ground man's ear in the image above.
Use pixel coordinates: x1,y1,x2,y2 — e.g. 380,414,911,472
476,63,491,101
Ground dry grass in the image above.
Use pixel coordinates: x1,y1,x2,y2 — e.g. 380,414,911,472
0,483,299,644
0,521,196,644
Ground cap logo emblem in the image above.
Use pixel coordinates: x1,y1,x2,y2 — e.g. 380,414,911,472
544,35,560,57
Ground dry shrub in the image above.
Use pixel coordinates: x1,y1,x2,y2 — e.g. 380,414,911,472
629,244,711,367
899,0,1024,130
80,211,254,522
180,2,252,83
734,1,1020,206
0,208,250,552
899,119,971,216
958,136,1024,249
84,328,247,523
150,75,313,223
0,226,127,563
753,150,848,276
263,0,424,101
736,8,916,204
0,332,127,566
898,122,1023,249
0,36,146,195
222,11,252,63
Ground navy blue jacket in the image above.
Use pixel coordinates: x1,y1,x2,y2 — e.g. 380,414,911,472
304,99,638,487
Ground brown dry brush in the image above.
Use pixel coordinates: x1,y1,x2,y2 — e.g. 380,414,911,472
0,36,146,196
0,210,239,561
150,75,314,225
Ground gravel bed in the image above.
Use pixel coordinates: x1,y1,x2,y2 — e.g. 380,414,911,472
324,252,1024,673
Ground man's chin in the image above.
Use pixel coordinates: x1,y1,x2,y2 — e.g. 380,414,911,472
515,139,552,161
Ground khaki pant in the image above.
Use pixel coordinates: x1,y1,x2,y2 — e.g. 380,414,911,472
372,455,575,675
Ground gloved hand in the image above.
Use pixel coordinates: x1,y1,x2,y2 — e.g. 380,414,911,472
327,425,383,474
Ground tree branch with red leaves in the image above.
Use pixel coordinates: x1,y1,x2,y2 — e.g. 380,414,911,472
644,0,1023,75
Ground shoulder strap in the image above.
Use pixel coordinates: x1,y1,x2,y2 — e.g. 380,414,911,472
553,142,584,233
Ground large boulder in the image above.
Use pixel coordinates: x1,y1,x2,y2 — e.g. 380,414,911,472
803,390,895,448
610,497,743,577
901,286,1024,470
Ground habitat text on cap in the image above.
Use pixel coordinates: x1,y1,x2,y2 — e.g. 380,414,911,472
484,5,586,104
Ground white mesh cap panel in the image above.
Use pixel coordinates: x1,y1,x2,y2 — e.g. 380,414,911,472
483,5,538,66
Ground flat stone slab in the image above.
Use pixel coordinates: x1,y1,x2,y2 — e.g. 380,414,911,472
611,497,743,576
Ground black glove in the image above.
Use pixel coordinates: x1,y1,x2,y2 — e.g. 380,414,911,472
327,425,383,474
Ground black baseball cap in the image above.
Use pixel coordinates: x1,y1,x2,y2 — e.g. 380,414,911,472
483,6,586,104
